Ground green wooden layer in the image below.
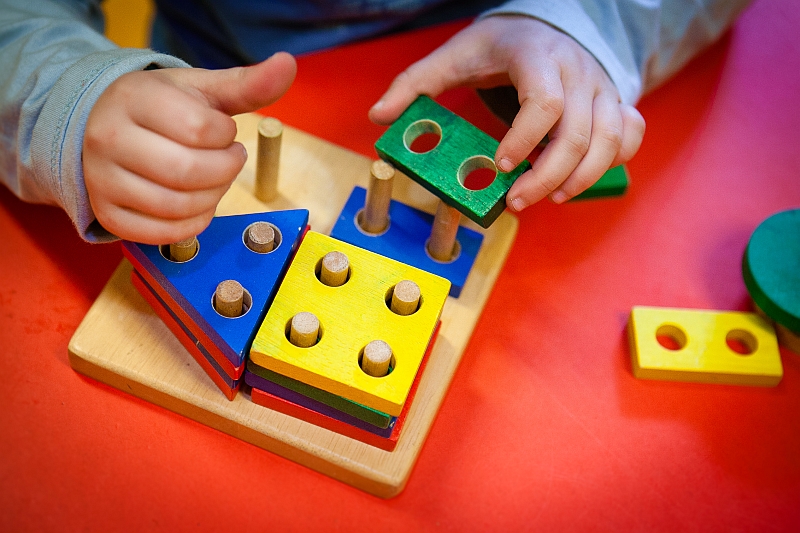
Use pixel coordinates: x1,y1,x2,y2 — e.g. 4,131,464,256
246,360,392,428
742,208,800,333
375,95,530,228
572,165,629,200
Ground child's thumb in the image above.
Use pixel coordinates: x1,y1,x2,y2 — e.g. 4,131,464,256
186,52,297,116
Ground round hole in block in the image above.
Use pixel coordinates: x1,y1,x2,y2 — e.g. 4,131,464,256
385,280,422,316
243,221,282,254
403,119,442,154
314,251,351,287
159,237,199,263
285,312,322,348
655,324,687,351
358,340,396,378
457,155,497,191
211,280,252,319
726,329,758,355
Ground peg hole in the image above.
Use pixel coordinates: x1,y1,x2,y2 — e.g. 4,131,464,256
726,329,758,355
656,324,687,351
404,120,442,154
457,155,497,191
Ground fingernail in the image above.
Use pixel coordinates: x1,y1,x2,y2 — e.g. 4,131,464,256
370,99,385,113
550,190,568,204
497,157,514,173
238,143,248,161
509,197,527,212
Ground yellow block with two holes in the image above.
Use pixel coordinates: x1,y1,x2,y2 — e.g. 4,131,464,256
249,231,450,416
628,306,783,386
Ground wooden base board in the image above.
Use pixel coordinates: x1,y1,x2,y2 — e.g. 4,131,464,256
67,113,517,498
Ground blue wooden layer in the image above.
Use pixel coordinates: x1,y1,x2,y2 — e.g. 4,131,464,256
122,210,309,368
330,186,482,297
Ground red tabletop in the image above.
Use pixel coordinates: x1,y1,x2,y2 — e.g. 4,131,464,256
1,0,798,530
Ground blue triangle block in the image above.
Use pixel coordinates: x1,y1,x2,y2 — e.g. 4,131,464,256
122,210,309,369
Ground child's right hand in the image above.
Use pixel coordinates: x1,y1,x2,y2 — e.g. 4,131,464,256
82,52,296,244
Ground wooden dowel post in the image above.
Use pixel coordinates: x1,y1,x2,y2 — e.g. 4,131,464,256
361,340,392,377
245,222,276,253
360,160,395,234
427,201,460,262
255,117,283,202
289,312,320,348
390,280,421,316
169,237,198,262
319,251,349,287
214,280,244,318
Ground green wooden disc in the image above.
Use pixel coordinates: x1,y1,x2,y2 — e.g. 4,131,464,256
742,208,800,333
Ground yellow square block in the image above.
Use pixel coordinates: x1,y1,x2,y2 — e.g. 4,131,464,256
628,306,783,386
250,232,450,415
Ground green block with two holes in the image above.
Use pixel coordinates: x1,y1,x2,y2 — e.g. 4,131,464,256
374,95,530,228
571,164,630,200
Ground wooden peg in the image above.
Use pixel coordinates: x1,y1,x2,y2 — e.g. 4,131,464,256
169,237,198,262
361,340,393,377
427,200,460,262
289,312,320,348
245,222,276,253
214,280,244,318
320,251,349,287
255,117,283,202
390,280,421,316
360,160,395,234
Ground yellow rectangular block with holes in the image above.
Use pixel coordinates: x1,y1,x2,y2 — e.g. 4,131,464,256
250,231,451,415
628,306,783,386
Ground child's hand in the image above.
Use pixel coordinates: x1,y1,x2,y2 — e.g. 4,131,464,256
83,52,296,244
369,16,645,211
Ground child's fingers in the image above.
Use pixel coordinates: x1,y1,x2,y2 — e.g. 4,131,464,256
125,74,238,149
611,104,646,167
94,203,218,245
506,81,594,211
97,165,230,221
106,125,246,191
549,91,624,203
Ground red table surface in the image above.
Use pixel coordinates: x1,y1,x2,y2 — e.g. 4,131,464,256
1,1,798,530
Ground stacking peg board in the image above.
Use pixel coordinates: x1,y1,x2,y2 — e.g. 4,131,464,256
68,113,519,498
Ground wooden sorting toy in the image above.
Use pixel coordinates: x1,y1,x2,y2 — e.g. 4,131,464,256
69,114,518,498
374,95,530,228
628,306,783,386
250,231,450,416
742,208,800,354
122,209,309,397
331,186,482,297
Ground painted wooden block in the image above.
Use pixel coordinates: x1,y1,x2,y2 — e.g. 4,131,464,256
628,306,783,386
249,231,450,416
742,208,800,353
330,186,482,297
374,95,530,228
132,271,241,400
572,165,629,200
246,359,392,428
122,210,308,379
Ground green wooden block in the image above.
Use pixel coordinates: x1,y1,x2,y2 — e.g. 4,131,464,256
742,208,800,333
571,164,630,200
374,95,530,228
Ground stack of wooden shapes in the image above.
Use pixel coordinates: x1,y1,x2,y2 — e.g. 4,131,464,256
121,210,309,399
246,231,451,450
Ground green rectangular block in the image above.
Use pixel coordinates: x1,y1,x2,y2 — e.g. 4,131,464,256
374,95,530,228
572,164,630,200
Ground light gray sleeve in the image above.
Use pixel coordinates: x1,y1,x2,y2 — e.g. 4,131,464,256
480,0,751,104
0,0,190,242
